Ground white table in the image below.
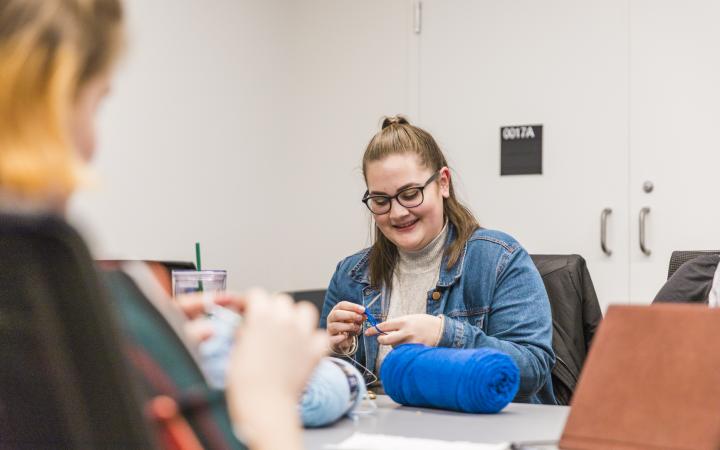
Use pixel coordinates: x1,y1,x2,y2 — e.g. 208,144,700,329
303,396,570,450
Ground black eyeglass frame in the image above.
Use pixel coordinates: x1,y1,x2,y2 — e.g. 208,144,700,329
361,171,440,215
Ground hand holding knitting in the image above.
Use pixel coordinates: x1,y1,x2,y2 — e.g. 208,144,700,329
227,288,328,450
176,291,244,343
326,301,365,352
365,313,443,347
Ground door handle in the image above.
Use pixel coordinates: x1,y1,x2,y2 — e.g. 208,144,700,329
639,207,651,256
600,208,612,256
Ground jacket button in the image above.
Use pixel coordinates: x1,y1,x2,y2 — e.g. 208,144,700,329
431,291,441,300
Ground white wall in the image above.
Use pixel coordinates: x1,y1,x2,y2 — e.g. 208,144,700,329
69,0,410,292
69,0,720,303
276,1,412,290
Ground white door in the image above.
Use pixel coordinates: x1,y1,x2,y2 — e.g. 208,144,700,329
415,0,631,311
629,0,720,301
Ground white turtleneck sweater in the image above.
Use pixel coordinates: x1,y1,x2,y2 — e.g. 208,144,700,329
376,222,448,369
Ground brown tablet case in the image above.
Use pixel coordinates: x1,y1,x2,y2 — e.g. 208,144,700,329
560,304,720,450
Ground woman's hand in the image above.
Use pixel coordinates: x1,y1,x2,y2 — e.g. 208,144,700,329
176,291,247,318
226,289,328,450
365,314,444,347
326,301,365,353
176,292,246,343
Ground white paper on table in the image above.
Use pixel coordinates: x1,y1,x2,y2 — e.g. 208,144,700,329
325,432,510,450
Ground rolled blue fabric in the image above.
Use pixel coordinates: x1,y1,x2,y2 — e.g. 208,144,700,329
380,344,519,413
300,357,366,427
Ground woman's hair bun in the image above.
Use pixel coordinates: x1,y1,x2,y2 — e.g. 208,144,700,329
381,115,410,129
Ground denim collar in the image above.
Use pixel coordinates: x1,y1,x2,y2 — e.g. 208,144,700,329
348,223,466,288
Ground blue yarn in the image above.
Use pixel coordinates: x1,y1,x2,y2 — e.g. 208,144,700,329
197,305,241,388
300,357,366,428
380,344,519,413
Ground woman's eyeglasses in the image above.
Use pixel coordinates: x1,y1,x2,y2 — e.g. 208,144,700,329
361,171,440,215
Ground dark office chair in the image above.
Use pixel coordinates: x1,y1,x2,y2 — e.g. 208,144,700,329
530,254,603,406
158,261,197,273
667,250,720,279
652,251,720,304
0,213,154,449
288,289,327,314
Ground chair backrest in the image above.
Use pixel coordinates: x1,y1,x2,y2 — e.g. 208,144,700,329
0,213,153,449
287,289,327,314
667,250,720,279
530,254,603,406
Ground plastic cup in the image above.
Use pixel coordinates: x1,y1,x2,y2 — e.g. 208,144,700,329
171,270,227,296
172,269,237,389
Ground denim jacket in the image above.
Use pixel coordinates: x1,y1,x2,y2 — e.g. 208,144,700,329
320,225,556,404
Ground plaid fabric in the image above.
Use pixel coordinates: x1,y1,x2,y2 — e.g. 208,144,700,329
101,270,246,450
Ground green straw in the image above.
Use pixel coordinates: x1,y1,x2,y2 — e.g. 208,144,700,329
195,242,203,270
195,242,204,292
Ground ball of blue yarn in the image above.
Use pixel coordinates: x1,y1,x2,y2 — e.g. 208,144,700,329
380,344,519,413
300,357,366,427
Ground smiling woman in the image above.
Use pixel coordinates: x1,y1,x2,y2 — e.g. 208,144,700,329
320,116,558,405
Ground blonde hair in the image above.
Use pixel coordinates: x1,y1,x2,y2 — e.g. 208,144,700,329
0,0,123,200
362,116,480,290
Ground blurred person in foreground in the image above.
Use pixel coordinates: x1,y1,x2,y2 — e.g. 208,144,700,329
0,1,327,449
